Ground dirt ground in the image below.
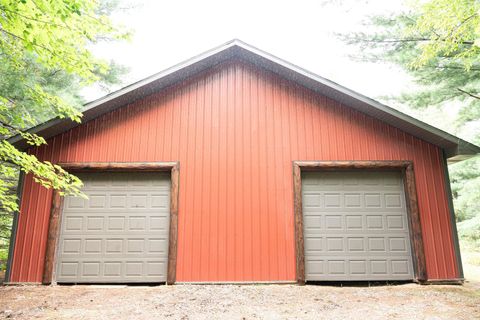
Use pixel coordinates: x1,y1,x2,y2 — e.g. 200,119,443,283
0,283,479,320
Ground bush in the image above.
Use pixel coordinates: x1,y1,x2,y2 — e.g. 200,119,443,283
0,212,12,272
0,248,8,272
450,158,480,222
458,215,480,248
453,177,480,222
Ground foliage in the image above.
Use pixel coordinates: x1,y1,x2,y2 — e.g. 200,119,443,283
341,0,480,245
406,0,480,71
458,215,480,247
0,247,7,271
342,0,480,125
450,157,480,222
0,0,129,213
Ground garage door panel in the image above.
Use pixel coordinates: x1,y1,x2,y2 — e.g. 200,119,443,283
63,208,169,214
57,260,167,281
305,238,412,255
304,215,410,232
56,172,170,283
306,258,413,280
61,217,170,235
302,171,414,281
302,194,406,213
59,237,169,255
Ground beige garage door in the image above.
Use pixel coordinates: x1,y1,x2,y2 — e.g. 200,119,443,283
56,172,170,283
302,171,414,281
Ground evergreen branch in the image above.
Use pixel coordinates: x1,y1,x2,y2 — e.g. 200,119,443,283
428,65,480,71
353,38,474,45
458,88,480,100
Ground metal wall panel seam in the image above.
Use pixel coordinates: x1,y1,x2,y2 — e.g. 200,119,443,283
14,173,33,281
433,146,456,278
30,146,47,280
424,142,446,278
35,144,56,281
429,144,450,277
412,138,437,278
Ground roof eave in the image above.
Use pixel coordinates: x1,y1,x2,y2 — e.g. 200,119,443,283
446,143,480,163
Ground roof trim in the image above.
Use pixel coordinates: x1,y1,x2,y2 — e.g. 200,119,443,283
9,39,480,161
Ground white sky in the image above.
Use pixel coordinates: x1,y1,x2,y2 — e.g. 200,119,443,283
83,0,478,142
87,0,410,99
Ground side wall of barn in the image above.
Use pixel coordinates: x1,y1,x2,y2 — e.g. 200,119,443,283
9,62,459,282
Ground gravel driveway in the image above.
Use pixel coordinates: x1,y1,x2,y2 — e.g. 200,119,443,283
1,283,479,319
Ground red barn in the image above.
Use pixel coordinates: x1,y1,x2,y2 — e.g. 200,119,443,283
6,40,479,284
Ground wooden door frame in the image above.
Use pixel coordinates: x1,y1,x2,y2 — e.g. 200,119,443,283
42,161,180,285
293,160,427,284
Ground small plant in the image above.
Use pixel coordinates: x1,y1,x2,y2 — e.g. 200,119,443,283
0,248,8,272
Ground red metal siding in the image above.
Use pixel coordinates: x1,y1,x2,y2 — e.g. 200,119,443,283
10,62,458,282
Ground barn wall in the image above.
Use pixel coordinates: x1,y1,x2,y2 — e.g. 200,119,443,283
9,62,459,282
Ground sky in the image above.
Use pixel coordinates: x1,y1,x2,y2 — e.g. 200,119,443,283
84,0,476,141
87,0,409,100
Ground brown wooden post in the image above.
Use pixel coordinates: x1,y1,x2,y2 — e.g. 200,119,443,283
293,163,305,285
43,190,64,284
404,163,427,282
167,163,180,284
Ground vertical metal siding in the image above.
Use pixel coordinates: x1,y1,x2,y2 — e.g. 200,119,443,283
9,62,459,282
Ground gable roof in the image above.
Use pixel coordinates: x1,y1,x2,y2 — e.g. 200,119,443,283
9,39,480,162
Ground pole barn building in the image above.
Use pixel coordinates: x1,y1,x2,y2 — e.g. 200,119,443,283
6,40,480,284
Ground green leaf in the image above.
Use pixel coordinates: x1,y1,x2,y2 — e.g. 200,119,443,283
0,0,130,216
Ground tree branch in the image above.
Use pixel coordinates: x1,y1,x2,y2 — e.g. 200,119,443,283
458,88,480,100
354,38,475,45
0,5,68,29
449,13,478,38
0,120,20,138
0,26,88,67
425,65,480,71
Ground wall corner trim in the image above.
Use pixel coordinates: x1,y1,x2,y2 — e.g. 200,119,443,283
5,171,25,283
441,151,464,279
